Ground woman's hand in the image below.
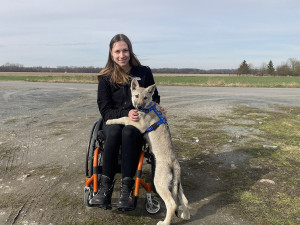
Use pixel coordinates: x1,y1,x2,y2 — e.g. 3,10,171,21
128,109,139,121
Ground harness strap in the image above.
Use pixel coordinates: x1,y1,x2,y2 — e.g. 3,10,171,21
139,103,167,133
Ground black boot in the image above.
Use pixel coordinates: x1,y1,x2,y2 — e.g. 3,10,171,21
117,177,136,211
90,175,114,209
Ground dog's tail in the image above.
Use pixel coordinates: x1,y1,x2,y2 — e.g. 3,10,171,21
171,161,180,204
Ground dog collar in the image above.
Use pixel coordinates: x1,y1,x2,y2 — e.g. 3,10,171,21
139,103,156,113
139,103,167,133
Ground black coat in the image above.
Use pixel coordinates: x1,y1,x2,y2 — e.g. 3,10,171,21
97,66,160,122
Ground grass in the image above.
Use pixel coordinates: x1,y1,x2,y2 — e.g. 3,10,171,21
32,165,64,176
0,144,21,158
78,215,152,225
54,191,152,225
154,76,300,87
172,105,300,224
55,192,83,209
3,118,18,124
232,106,300,224
52,129,69,136
0,75,98,83
173,115,230,158
1,72,300,87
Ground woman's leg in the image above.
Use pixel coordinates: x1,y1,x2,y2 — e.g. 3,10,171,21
118,125,143,211
102,123,123,179
90,123,123,208
121,125,143,178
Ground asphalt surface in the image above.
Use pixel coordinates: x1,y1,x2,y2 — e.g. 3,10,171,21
1,81,300,121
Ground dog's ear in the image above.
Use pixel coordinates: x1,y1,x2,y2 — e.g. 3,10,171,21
131,78,139,91
147,84,156,96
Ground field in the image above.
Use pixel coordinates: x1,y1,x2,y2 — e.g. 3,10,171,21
1,72,300,87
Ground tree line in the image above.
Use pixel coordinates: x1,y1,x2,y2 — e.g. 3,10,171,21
0,63,101,73
237,58,300,76
0,63,236,74
1,58,299,76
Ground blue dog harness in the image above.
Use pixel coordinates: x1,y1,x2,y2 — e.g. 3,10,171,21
139,103,167,133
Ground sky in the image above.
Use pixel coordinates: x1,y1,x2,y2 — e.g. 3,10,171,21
0,0,299,70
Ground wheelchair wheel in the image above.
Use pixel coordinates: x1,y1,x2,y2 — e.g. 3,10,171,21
86,119,104,178
84,186,94,207
145,196,161,214
86,120,98,178
84,119,104,207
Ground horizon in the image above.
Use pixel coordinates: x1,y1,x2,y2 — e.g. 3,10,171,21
1,63,238,70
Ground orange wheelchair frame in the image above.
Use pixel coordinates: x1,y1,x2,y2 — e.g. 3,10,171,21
84,119,161,214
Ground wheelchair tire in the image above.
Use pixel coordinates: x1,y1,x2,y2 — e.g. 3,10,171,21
145,196,161,214
86,121,98,178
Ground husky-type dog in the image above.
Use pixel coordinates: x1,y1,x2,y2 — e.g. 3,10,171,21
106,79,190,225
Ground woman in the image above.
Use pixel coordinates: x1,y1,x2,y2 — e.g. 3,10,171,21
90,34,164,211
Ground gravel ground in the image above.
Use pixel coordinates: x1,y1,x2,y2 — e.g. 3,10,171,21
0,81,299,225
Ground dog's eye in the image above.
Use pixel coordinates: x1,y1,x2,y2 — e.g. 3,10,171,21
135,95,139,98
144,97,147,100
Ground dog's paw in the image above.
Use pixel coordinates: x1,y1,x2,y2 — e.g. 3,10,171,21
181,210,190,220
156,221,165,225
106,120,113,125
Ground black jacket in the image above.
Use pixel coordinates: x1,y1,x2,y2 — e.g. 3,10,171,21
97,66,160,122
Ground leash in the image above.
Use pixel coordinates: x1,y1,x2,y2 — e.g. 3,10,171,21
139,103,167,133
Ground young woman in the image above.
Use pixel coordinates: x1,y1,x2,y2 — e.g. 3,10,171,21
90,34,165,211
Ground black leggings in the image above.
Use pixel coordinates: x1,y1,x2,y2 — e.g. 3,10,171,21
102,123,143,179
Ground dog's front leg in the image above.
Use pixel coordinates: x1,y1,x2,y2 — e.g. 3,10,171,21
106,117,129,126
106,117,147,133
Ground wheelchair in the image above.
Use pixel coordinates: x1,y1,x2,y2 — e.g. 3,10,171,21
84,118,161,214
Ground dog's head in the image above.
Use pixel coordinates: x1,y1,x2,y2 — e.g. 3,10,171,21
130,78,156,110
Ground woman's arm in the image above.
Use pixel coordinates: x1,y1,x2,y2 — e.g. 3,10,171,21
97,76,131,121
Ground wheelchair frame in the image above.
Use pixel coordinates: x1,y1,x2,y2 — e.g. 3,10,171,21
84,118,161,214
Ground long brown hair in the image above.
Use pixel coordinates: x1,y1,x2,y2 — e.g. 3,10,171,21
98,34,141,85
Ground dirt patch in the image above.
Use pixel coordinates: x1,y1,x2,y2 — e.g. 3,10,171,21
0,82,299,225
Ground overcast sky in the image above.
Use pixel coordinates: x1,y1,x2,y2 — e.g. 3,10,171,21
0,0,299,69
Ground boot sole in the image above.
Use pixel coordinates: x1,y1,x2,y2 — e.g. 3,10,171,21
98,204,112,210
117,206,135,212
117,207,135,212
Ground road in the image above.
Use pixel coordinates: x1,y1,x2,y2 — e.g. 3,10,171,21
1,81,299,120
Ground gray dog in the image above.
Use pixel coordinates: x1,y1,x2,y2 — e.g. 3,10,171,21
106,79,190,225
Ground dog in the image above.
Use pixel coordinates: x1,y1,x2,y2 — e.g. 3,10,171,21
106,78,190,225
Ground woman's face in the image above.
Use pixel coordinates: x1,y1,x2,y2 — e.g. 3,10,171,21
111,40,131,71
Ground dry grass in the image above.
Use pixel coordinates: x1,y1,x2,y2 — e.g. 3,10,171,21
1,72,300,87
0,72,232,77
153,73,234,77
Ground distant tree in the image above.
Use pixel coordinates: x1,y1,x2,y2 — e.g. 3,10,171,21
267,60,275,75
257,62,268,76
237,60,250,75
288,58,300,76
275,58,300,76
276,63,292,76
